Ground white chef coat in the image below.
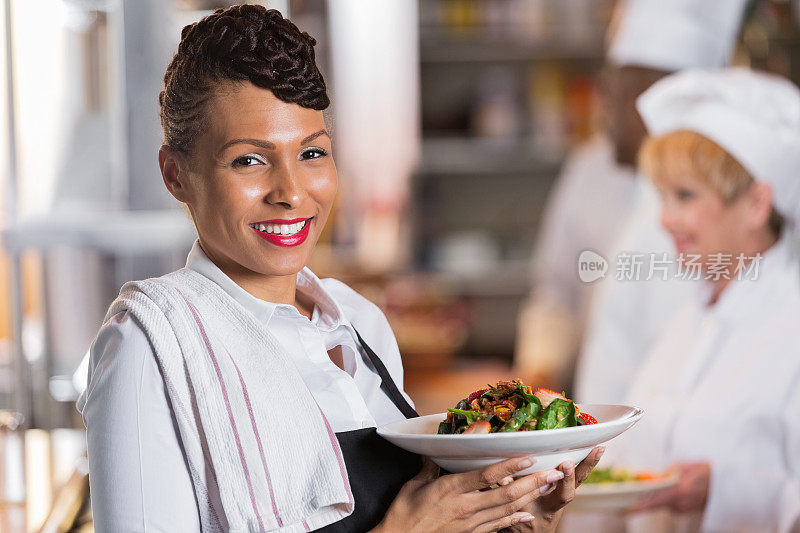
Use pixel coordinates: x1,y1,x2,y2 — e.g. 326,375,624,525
574,178,698,404
611,237,800,532
515,135,637,387
79,240,413,532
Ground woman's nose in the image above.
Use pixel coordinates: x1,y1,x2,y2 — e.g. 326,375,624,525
264,165,307,209
660,203,676,232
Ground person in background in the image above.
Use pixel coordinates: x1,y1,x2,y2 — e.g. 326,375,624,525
514,0,748,394
573,0,751,405
614,67,800,533
513,133,637,391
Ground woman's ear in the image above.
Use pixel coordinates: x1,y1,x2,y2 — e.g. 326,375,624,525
744,181,774,231
159,145,192,203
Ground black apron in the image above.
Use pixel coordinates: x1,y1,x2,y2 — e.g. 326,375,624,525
316,329,422,532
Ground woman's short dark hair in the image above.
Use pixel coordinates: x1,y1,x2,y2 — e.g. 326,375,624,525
159,4,329,154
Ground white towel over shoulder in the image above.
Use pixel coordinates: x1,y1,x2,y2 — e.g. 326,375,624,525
106,268,354,532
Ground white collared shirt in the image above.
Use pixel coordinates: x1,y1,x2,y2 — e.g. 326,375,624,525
80,241,412,531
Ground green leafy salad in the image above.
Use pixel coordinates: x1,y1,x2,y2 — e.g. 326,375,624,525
437,379,597,435
585,467,664,484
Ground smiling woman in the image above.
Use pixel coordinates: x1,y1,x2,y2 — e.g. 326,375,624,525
77,5,599,533
159,83,337,303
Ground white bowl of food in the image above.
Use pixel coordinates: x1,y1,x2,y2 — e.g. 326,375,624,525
377,381,643,475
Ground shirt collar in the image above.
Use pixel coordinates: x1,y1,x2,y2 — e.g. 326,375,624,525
185,239,351,331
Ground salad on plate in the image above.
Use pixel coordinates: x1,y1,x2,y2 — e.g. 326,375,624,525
573,467,678,511
585,468,667,484
437,379,597,435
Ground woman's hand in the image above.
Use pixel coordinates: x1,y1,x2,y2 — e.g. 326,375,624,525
374,456,566,533
631,461,710,513
501,446,605,533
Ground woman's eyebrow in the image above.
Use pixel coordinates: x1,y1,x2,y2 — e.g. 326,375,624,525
218,138,276,155
301,129,330,145
217,130,329,155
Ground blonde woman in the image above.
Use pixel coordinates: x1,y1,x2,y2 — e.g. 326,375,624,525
608,68,800,532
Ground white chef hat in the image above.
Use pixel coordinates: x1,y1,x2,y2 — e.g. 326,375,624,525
636,67,800,224
609,0,749,71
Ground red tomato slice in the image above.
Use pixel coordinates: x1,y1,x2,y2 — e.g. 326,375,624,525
463,420,491,434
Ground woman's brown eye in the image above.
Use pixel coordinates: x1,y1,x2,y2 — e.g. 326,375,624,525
232,155,262,168
300,148,327,160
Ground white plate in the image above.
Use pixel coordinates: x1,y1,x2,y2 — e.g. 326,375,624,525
573,473,679,512
376,404,643,475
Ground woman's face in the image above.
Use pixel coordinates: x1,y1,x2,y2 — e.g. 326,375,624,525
163,82,337,279
656,168,751,262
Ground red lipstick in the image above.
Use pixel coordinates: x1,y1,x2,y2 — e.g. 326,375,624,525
250,217,312,247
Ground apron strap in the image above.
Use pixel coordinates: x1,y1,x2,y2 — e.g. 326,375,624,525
352,328,419,419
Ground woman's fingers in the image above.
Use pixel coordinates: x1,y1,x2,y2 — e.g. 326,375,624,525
469,473,558,528
469,468,565,510
473,511,534,533
574,446,604,487
543,448,604,513
553,460,577,505
497,475,514,487
459,468,563,532
460,456,536,492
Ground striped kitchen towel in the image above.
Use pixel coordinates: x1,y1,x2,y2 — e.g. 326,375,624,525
103,268,353,532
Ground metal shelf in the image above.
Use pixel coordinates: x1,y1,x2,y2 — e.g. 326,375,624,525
418,136,565,176
442,258,532,297
2,209,196,254
420,37,604,64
